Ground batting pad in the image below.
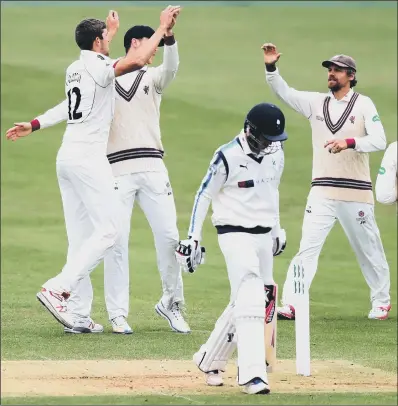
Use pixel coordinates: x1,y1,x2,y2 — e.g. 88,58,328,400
194,303,236,373
235,274,268,385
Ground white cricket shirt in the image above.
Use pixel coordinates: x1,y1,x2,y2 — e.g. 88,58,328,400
188,132,285,241
56,50,116,159
266,67,387,204
375,141,397,204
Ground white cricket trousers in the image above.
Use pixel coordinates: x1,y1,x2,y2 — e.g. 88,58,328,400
43,153,121,299
67,170,184,321
103,171,184,319
281,194,391,308
91,172,184,320
215,231,274,385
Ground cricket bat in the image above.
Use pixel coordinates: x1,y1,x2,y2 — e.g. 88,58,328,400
264,284,277,373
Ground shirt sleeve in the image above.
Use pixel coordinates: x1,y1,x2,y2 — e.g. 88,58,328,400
271,147,285,238
375,142,397,205
152,42,179,93
265,67,318,119
354,96,387,153
86,55,116,88
188,151,227,241
36,99,68,129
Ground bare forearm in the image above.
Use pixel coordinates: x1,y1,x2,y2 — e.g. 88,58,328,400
107,29,118,47
115,26,167,76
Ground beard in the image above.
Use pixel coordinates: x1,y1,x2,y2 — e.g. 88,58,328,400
328,80,342,92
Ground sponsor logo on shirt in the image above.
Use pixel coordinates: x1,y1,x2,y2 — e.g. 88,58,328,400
316,115,324,122
238,180,254,188
378,166,386,175
372,114,380,122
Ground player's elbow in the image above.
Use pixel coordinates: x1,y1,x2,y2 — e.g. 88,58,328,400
378,137,387,151
376,191,397,205
375,183,397,204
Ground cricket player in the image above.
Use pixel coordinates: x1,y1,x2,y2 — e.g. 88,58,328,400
102,22,190,334
175,103,288,394
6,9,188,334
375,141,397,205
261,44,391,320
5,7,179,331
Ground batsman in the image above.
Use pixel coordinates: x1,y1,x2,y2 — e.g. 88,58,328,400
175,103,288,395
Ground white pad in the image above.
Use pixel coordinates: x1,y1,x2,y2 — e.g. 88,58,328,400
194,303,237,372
234,274,268,385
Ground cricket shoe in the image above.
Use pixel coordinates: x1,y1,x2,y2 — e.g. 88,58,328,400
368,305,391,320
111,316,133,334
277,304,295,320
205,371,223,386
155,301,191,333
36,288,74,329
193,351,224,386
243,378,270,395
64,318,104,334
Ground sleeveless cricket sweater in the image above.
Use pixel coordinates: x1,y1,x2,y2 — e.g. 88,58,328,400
309,92,374,204
106,66,167,176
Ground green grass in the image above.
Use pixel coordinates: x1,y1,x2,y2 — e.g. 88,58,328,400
1,2,397,405
2,393,398,405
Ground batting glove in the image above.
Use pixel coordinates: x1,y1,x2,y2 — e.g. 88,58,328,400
175,238,206,273
272,228,287,256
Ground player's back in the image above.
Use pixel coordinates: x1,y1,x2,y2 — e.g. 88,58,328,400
59,51,116,159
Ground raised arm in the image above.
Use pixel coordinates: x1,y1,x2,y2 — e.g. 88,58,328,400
114,6,180,77
152,32,180,93
5,99,68,141
262,43,318,119
375,141,397,205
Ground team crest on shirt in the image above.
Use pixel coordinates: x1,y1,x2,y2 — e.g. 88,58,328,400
143,85,150,95
356,210,367,225
349,115,356,124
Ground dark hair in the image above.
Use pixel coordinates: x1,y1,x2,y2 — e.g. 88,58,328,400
346,68,357,88
75,18,106,50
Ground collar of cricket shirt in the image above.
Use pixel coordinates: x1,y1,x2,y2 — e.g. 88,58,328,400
238,131,254,156
237,131,264,163
80,50,111,61
328,88,354,103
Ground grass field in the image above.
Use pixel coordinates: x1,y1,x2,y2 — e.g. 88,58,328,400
1,1,397,404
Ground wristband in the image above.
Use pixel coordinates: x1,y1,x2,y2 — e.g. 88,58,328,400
164,35,175,46
30,119,40,132
265,63,276,72
346,138,356,149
